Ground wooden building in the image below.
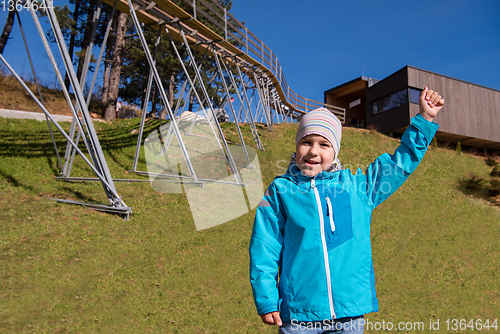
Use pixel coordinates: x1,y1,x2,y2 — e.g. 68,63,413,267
325,66,500,149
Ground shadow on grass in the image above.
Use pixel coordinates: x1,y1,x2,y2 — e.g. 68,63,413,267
0,168,34,191
457,174,500,206
0,118,161,161
59,186,101,204
0,118,264,182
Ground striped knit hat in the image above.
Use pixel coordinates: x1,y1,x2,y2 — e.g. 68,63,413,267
295,107,342,159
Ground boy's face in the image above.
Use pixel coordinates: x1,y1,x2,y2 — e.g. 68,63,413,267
295,134,335,177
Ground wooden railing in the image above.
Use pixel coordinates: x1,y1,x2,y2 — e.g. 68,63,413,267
180,0,345,121
101,0,346,121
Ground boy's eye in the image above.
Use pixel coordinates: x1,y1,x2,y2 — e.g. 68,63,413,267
320,143,331,147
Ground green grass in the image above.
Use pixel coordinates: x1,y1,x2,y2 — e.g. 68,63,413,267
1,118,499,333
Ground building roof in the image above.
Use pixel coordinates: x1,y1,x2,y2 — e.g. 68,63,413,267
324,76,379,95
396,65,499,93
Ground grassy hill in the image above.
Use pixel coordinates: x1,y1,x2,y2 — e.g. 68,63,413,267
0,116,499,333
0,73,106,117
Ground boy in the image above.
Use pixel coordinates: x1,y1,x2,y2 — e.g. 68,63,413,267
249,88,444,333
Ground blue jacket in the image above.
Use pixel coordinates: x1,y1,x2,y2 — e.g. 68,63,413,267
249,114,439,322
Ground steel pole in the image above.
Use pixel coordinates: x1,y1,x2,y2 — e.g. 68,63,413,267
126,0,199,182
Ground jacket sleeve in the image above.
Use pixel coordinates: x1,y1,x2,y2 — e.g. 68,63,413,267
249,181,285,316
357,113,439,209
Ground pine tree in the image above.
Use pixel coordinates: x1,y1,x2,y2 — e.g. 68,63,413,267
104,11,127,121
119,24,183,118
0,7,16,55
64,0,80,88
118,0,236,119
101,33,113,105
41,0,111,90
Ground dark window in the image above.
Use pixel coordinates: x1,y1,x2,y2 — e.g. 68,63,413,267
372,101,378,115
409,88,422,104
371,89,409,115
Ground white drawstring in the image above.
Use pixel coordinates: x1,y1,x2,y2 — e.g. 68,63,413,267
326,197,335,232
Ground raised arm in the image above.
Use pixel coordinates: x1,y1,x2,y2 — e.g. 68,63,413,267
357,88,443,208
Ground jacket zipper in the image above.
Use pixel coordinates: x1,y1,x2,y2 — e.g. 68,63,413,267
326,197,335,233
311,178,336,319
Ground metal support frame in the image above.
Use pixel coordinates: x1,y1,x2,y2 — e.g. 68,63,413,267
235,64,264,150
11,0,132,218
63,0,112,178
127,0,201,184
15,9,63,171
253,73,273,130
132,25,162,173
0,53,131,218
126,2,246,187
178,31,243,180
46,0,123,202
175,30,244,184
212,47,251,167
161,69,222,157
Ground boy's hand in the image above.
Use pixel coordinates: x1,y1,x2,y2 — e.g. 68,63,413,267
419,87,444,122
260,311,282,326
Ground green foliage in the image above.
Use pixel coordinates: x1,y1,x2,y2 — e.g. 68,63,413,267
87,98,106,118
40,0,111,48
485,156,498,166
38,4,73,42
491,164,500,177
460,174,487,191
119,23,181,110
459,156,500,204
488,179,500,197
456,140,461,154
39,0,120,93
1,120,499,332
431,136,437,149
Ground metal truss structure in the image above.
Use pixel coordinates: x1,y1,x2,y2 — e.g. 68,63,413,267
1,0,345,219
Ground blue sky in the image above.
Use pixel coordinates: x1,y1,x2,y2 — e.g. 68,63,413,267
230,0,500,102
1,0,499,106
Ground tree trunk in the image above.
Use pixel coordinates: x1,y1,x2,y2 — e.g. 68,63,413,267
160,71,176,120
150,86,157,117
0,8,16,55
169,71,176,111
101,35,113,105
76,0,97,83
101,60,111,104
188,88,194,112
104,11,127,121
64,0,81,89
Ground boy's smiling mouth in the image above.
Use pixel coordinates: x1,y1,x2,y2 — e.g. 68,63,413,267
304,159,320,165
